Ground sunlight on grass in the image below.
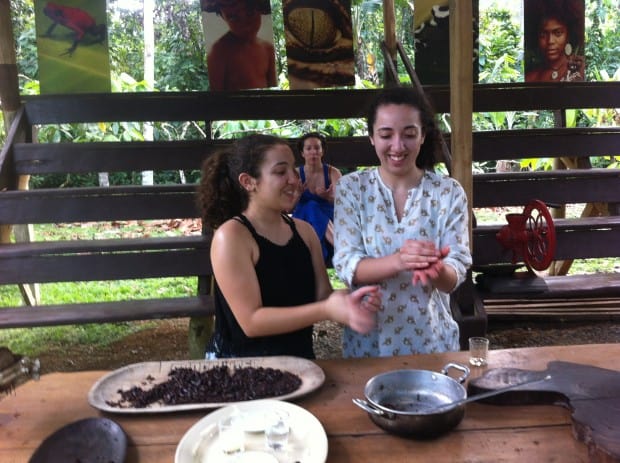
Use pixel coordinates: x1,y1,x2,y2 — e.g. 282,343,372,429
0,322,151,358
0,276,195,357
0,277,196,306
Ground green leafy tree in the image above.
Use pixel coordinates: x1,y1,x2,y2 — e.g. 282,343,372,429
108,3,144,79
586,0,620,79
153,0,209,91
478,8,521,83
10,0,37,89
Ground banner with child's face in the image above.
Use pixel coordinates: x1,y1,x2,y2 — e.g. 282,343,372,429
201,0,278,91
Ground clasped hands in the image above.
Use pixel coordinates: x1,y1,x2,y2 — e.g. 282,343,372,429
397,239,450,286
313,183,335,203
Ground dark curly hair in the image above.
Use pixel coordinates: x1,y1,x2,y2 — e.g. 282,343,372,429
201,0,271,15
365,86,442,171
524,0,585,66
197,134,289,230
297,132,327,155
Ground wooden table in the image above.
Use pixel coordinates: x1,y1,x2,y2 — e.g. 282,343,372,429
2,344,618,463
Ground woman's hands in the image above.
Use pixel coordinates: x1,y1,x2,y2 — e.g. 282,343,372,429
397,240,451,286
326,286,381,334
315,183,335,203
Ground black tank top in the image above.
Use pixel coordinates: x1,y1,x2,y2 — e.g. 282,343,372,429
208,214,316,358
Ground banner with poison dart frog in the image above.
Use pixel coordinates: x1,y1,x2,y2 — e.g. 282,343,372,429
34,0,111,93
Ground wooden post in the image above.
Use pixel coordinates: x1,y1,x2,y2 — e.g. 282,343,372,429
449,0,474,249
0,0,20,241
0,0,39,305
382,0,397,85
0,0,20,132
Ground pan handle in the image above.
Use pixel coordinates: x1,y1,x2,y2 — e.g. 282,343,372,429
352,398,394,419
440,362,470,383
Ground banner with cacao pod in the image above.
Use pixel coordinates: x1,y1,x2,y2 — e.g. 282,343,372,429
283,0,355,89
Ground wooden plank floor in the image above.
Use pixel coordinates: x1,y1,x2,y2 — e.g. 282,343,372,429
479,272,620,320
483,297,620,319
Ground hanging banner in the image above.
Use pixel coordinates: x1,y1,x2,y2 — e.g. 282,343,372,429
283,0,355,89
35,0,111,94
201,0,277,91
413,1,479,85
524,0,585,82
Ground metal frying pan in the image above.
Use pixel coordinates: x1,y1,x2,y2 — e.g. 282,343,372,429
28,417,127,463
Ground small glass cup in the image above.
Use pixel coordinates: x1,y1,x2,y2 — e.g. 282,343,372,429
264,410,290,451
218,412,245,456
469,336,489,367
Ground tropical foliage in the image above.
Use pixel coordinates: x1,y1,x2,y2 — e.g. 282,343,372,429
1,0,618,357
2,0,619,170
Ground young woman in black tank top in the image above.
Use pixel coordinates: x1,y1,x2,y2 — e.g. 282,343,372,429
197,134,381,359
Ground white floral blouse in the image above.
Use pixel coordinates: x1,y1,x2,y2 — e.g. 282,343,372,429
333,168,472,358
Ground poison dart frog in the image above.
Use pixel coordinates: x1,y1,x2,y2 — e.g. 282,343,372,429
43,2,106,56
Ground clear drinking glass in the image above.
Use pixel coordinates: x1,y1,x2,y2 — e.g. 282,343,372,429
468,337,489,367
218,412,245,455
265,410,290,451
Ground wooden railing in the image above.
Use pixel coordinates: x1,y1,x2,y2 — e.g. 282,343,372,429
0,82,619,334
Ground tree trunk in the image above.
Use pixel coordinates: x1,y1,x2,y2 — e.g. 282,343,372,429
142,0,155,186
0,0,20,134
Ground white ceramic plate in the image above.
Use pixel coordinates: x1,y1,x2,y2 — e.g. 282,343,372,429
88,356,325,414
175,399,328,463
242,410,271,433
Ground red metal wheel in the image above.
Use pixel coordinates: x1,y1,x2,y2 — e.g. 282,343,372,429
522,200,556,271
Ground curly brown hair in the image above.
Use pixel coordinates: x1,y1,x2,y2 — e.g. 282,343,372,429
524,0,585,63
197,134,289,230
201,0,271,15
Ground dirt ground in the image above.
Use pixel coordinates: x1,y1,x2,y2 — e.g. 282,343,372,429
35,318,620,374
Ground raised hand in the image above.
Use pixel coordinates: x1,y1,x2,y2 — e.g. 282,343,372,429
326,286,381,334
412,246,450,286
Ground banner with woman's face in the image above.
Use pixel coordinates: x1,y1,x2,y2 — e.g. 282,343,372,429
524,0,586,82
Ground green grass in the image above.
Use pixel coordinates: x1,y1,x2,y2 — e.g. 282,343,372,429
0,221,198,357
0,276,196,357
0,322,148,357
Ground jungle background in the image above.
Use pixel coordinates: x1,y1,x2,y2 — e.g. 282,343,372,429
0,0,619,372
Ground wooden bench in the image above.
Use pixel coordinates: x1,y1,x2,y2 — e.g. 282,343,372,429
479,273,620,320
463,84,620,317
402,49,617,319
0,113,216,348
0,90,381,346
1,82,619,345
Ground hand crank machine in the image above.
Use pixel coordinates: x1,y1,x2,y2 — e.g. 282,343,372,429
495,199,557,273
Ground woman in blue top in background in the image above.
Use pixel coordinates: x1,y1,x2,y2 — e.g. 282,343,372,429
292,132,342,267
197,134,380,359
